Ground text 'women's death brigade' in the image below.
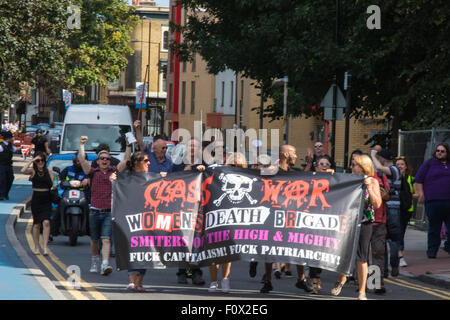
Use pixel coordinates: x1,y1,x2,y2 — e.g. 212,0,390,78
112,166,365,275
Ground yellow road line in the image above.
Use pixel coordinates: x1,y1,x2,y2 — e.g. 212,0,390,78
25,219,89,300
47,250,108,300
387,277,450,298
384,278,450,300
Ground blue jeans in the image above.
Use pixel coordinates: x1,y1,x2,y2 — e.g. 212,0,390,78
89,210,112,241
425,200,450,257
385,207,401,269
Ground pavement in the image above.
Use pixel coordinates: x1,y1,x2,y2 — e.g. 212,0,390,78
0,158,449,299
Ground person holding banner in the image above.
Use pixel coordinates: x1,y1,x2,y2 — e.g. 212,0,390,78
302,154,335,294
261,145,312,294
111,148,149,291
174,137,206,286
78,136,127,276
331,154,382,300
208,152,247,293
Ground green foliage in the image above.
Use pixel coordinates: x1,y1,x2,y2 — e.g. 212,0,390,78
0,0,138,110
178,0,450,130
66,0,139,91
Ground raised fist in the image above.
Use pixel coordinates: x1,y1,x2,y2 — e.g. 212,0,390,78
80,136,88,145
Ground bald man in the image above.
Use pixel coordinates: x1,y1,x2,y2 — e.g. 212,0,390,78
260,145,312,293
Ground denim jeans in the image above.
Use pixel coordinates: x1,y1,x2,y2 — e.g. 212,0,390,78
89,210,112,241
425,200,450,257
385,207,401,269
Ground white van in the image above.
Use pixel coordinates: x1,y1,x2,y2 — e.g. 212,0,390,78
60,104,134,160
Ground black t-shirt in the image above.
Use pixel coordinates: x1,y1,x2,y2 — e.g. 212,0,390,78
31,136,48,153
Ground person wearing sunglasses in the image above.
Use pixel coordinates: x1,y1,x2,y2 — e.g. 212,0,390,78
414,143,450,258
21,152,57,255
305,142,336,172
0,130,16,201
109,150,151,292
78,135,128,276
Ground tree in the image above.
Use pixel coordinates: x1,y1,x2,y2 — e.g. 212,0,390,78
176,0,450,132
0,0,139,112
65,0,139,91
0,0,70,108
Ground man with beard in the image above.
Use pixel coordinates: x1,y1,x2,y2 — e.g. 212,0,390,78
260,145,312,294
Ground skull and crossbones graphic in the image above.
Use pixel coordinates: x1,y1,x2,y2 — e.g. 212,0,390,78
213,173,258,206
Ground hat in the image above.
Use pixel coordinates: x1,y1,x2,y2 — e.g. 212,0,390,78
2,131,13,139
377,149,394,161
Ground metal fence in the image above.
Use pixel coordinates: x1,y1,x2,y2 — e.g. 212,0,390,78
398,128,450,228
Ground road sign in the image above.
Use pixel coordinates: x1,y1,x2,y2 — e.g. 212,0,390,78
321,84,346,120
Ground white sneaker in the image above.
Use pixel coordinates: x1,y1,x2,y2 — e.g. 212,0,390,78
90,256,100,273
208,281,218,292
399,257,408,267
221,278,230,293
100,261,113,276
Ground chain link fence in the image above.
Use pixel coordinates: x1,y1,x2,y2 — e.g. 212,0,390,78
398,128,450,229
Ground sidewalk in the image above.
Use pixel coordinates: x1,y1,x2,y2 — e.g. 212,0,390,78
0,181,64,300
400,226,450,289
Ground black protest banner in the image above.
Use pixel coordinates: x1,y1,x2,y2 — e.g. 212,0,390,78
112,166,365,275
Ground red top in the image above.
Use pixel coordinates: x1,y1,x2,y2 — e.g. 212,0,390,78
89,167,116,210
373,172,389,225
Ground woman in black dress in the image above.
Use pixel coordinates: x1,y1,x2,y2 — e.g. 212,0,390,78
21,152,56,255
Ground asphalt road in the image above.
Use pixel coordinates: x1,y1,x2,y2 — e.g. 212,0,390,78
11,155,450,301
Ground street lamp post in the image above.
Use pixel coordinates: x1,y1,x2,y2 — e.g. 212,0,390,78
273,76,289,145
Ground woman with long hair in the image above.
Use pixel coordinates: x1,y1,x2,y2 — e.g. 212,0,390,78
208,152,247,294
21,152,57,255
331,154,382,300
394,156,416,267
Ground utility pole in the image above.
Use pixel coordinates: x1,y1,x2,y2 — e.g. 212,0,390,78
331,0,340,161
344,71,352,171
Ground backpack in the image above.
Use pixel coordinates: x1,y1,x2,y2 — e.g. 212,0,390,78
399,175,413,211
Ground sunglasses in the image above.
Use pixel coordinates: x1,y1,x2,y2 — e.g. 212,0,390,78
319,162,331,166
35,159,45,163
315,145,323,148
436,149,446,153
140,158,150,163
99,156,111,161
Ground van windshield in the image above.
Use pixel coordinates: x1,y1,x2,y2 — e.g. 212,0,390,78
62,124,131,152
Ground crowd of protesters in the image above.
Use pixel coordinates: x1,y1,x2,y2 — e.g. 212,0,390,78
5,117,448,299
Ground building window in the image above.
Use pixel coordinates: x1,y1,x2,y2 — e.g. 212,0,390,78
181,81,186,114
182,61,186,72
221,81,225,107
162,65,167,92
168,83,173,112
190,81,195,114
191,54,196,72
162,25,169,52
230,81,234,108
